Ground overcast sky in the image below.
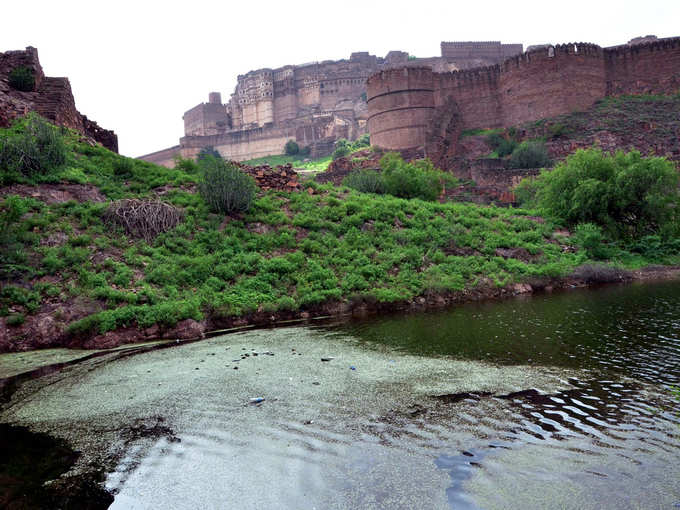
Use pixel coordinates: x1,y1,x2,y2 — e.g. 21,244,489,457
3,0,679,157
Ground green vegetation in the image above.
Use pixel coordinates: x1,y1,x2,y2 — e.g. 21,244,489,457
197,146,221,160
509,141,551,169
332,135,370,161
0,114,67,183
343,153,457,201
343,169,385,194
486,132,518,158
248,135,370,170
197,157,256,214
284,140,299,156
461,128,503,138
8,66,35,92
244,153,332,172
1,117,678,339
517,148,680,259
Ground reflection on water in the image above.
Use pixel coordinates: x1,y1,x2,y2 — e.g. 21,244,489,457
3,281,679,509
105,282,680,509
327,281,680,387
322,281,680,508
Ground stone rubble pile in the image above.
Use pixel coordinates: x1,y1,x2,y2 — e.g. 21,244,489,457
232,162,301,192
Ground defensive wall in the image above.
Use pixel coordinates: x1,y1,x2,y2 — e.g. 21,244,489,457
0,47,118,152
140,41,523,167
367,37,680,154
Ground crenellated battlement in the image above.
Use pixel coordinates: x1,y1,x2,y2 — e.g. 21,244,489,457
605,36,680,58
367,36,680,152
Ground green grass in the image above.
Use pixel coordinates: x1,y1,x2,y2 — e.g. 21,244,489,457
1,116,678,338
460,128,504,138
243,153,332,172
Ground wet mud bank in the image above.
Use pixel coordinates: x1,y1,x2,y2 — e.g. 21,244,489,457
0,424,112,509
3,265,679,354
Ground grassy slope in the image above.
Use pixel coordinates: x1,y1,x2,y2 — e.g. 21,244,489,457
1,119,678,340
243,154,332,172
526,93,680,142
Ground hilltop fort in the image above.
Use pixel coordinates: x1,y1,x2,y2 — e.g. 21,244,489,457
366,36,680,166
138,41,523,166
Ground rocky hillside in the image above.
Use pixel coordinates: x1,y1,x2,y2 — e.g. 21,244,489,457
0,46,117,152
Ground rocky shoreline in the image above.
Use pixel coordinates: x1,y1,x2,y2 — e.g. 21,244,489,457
3,265,678,353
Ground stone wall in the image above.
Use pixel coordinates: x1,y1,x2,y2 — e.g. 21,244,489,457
441,41,523,69
367,37,680,156
366,67,435,150
605,38,680,95
141,40,522,165
136,145,181,168
0,47,117,152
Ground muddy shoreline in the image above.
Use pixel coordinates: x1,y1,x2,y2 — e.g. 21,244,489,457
2,265,679,353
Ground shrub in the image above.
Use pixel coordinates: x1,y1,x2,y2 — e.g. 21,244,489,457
571,264,632,283
572,223,615,260
517,148,680,239
380,153,442,201
353,134,370,149
332,139,351,160
343,169,385,194
113,157,134,178
198,157,257,214
173,156,200,174
103,199,184,240
6,313,26,326
486,132,517,158
0,196,32,278
8,66,35,92
284,140,299,156
510,141,551,169
299,145,311,157
0,114,67,181
549,123,567,138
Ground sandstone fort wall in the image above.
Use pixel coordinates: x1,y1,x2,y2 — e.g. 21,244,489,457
367,38,680,152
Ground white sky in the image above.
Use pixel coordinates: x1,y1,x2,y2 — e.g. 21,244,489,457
3,0,679,157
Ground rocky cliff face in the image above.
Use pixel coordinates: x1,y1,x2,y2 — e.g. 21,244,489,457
0,46,118,152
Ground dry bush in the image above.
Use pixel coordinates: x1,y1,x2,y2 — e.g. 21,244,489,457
571,264,632,284
103,199,183,241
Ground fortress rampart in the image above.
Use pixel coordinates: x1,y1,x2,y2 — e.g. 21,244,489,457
367,37,680,152
0,47,118,152
140,40,523,167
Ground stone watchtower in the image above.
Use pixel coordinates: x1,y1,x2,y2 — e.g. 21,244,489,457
366,67,435,151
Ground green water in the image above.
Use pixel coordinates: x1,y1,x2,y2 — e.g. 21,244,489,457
0,280,678,509
328,280,680,387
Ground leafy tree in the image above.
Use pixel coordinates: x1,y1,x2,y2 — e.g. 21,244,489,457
517,148,680,239
284,140,299,156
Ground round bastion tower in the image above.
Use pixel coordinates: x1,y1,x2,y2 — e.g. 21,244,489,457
366,67,435,151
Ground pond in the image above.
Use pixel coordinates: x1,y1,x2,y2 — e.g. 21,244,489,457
1,280,678,509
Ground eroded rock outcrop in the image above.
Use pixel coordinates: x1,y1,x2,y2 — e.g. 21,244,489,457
0,46,117,152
